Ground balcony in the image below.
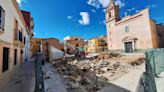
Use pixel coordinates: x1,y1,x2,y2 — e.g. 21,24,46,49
13,29,25,47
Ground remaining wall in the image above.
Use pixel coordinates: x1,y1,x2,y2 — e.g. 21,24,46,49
49,45,64,61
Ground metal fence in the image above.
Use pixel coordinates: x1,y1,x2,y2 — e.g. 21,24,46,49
35,53,45,92
137,48,164,92
145,48,164,76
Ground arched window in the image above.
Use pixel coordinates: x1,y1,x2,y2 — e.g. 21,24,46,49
108,11,112,18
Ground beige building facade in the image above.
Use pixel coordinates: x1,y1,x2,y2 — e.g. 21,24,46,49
106,0,163,53
64,36,86,48
0,0,33,90
87,36,108,52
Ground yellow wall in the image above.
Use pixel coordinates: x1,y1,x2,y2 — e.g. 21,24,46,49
87,36,108,52
31,38,44,55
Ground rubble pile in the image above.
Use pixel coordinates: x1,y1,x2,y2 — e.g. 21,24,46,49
52,52,145,92
129,58,145,66
96,52,122,60
54,60,108,92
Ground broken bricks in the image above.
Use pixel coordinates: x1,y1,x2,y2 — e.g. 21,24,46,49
52,52,144,92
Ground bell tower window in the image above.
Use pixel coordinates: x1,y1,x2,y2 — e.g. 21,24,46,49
108,12,111,18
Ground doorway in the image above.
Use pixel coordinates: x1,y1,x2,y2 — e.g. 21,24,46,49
14,49,17,65
124,42,133,53
2,47,9,72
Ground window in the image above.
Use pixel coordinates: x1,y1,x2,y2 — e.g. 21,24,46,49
14,20,18,40
24,37,26,44
14,49,17,65
19,31,23,42
2,47,9,72
125,26,129,33
0,6,5,31
108,12,111,18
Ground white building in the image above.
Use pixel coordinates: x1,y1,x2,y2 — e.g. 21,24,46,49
0,0,34,90
64,36,84,41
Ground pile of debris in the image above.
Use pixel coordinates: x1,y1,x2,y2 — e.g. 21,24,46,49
53,60,105,92
52,52,145,92
96,52,122,60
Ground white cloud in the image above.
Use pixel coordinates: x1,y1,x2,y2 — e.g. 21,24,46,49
16,0,27,6
91,9,96,13
87,0,101,9
99,0,110,8
87,0,125,9
79,12,90,25
146,4,158,9
99,19,106,25
67,16,73,20
115,0,125,8
103,9,106,12
87,0,109,8
127,7,136,12
152,4,158,8
135,10,140,13
16,0,21,4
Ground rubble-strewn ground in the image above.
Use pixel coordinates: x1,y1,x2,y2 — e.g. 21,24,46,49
49,52,145,92
43,63,67,92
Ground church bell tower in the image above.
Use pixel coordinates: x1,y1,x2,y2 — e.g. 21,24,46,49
105,0,120,23
105,0,120,50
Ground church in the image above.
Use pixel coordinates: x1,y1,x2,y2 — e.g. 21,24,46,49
106,0,164,53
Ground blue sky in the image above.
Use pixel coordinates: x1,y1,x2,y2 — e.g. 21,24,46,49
18,0,164,40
